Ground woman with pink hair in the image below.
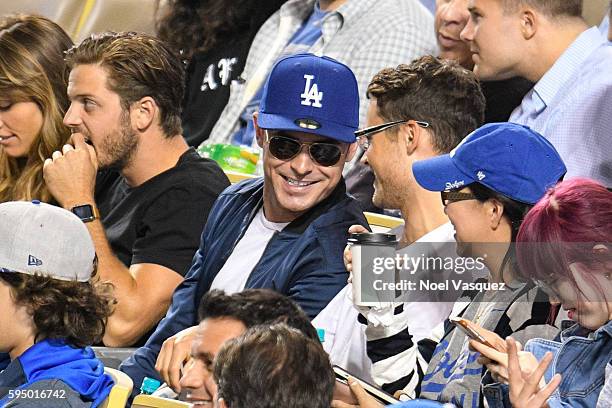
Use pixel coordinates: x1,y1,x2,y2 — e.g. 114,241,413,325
474,178,612,408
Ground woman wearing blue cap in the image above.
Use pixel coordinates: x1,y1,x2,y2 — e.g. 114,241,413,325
333,123,567,408
410,122,567,407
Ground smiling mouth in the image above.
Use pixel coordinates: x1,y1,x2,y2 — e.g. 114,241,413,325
282,175,317,187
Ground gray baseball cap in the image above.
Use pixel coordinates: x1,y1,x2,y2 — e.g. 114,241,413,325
0,201,95,282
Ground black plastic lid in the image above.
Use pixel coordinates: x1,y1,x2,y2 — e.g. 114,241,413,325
348,232,397,246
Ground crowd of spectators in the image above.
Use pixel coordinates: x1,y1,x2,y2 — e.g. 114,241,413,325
0,0,611,407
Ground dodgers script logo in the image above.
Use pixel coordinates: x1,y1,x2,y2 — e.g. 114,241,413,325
301,74,323,108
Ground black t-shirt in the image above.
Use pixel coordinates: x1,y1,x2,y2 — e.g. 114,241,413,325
95,148,230,276
181,0,287,147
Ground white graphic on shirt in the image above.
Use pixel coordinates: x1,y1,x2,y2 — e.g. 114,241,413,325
300,74,323,108
201,58,238,91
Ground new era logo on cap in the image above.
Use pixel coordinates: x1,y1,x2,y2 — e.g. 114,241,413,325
28,255,43,267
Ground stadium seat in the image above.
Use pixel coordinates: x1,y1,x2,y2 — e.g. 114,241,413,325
0,0,86,37
132,394,193,408
364,212,404,233
224,170,258,184
100,367,133,408
93,347,138,369
73,0,158,42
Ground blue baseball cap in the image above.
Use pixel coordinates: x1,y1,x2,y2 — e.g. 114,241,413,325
413,123,567,204
257,53,359,143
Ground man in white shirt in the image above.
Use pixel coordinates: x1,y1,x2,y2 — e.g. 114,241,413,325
121,53,368,394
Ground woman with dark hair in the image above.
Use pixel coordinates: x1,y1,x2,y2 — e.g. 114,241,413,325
156,0,286,147
0,201,115,407
0,15,73,204
333,123,567,408
473,178,612,408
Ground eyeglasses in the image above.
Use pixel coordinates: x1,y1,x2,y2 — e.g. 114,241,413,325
265,132,344,167
440,191,477,206
355,119,430,150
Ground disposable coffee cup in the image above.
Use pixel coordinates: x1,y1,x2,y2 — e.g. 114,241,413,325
348,233,397,307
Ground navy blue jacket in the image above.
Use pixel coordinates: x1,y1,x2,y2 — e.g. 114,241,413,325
121,177,367,389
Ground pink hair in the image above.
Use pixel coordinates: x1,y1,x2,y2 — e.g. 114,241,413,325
516,178,612,302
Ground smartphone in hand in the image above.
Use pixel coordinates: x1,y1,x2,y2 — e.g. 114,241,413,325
449,316,507,352
333,365,402,405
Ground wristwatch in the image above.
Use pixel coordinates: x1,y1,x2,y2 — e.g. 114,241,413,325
71,204,100,223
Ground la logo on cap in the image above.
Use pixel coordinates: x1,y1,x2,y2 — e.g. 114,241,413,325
301,74,323,108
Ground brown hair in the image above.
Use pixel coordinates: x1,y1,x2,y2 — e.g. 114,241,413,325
0,271,115,348
367,55,485,154
0,15,73,203
214,323,334,408
501,0,583,18
65,31,184,137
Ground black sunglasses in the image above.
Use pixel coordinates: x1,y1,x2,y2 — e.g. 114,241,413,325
355,119,430,150
265,132,344,167
440,191,477,206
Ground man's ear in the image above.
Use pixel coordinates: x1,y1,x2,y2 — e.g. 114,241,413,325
402,121,421,156
253,111,265,148
345,142,358,162
132,97,156,132
218,397,229,408
520,8,537,40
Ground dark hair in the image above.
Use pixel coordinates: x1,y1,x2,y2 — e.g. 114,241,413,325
213,323,334,408
367,55,485,154
156,0,257,60
198,289,319,341
0,14,73,203
517,179,612,302
502,0,583,18
0,271,114,348
469,183,533,275
65,32,184,137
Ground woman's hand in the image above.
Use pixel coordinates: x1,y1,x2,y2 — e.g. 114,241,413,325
470,336,538,385
506,337,561,408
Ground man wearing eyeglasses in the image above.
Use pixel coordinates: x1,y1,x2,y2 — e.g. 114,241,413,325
336,55,487,405
121,53,367,395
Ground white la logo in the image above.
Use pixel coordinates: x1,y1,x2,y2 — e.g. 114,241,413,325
300,74,323,108
477,171,486,181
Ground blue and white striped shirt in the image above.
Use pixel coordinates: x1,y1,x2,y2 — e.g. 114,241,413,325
510,27,612,186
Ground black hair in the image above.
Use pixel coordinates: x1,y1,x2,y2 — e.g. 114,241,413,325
197,289,319,341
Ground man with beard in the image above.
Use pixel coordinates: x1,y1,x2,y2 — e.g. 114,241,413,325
42,32,230,347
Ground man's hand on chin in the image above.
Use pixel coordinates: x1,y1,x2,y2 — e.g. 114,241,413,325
43,133,98,208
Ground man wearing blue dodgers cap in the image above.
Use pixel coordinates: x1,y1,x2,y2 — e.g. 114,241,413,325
121,53,368,397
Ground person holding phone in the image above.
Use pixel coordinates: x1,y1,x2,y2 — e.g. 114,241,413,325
334,123,567,407
470,178,612,408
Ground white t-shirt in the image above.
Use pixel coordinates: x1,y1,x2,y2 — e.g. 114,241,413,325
210,207,289,294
